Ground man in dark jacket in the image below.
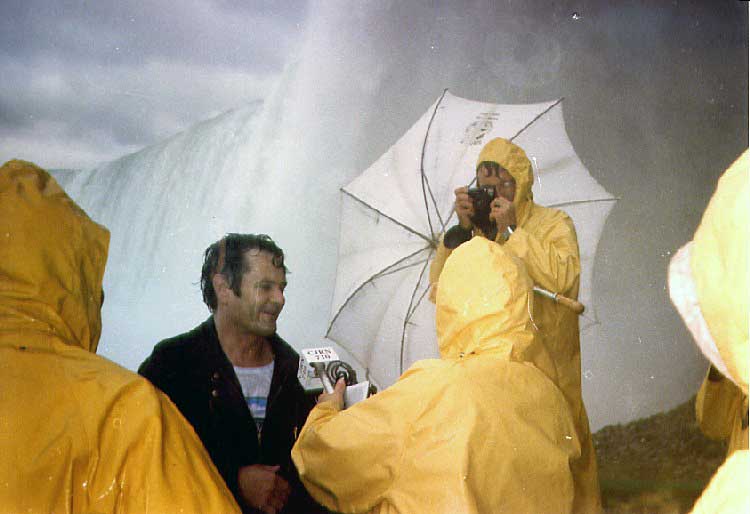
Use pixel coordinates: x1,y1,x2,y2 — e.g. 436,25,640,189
139,233,324,514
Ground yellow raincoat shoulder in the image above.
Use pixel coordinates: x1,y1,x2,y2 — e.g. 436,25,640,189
292,237,580,514
0,160,240,513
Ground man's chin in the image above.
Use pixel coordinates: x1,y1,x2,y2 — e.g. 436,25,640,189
254,322,277,337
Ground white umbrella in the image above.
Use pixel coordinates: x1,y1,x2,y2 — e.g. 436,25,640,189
327,90,616,389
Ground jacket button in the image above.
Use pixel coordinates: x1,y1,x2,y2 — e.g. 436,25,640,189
211,389,219,398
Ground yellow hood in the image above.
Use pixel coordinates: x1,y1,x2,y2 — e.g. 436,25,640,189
669,151,748,395
691,151,748,394
0,160,109,353
476,137,534,224
436,236,537,361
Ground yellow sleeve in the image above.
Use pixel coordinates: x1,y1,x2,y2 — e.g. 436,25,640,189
503,210,580,296
695,366,743,441
291,381,416,513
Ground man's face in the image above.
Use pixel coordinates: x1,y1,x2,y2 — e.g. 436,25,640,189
225,250,287,337
477,163,516,203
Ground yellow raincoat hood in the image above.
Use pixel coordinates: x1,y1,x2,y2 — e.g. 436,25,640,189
690,151,748,395
0,160,240,513
476,137,534,224
0,160,108,353
293,236,579,514
668,152,750,514
669,151,749,395
436,236,540,363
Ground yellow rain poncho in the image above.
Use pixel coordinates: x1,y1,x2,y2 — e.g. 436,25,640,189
668,151,749,514
429,137,601,513
292,237,580,514
0,160,240,513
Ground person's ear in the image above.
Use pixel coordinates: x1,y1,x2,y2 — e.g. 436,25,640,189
212,273,231,304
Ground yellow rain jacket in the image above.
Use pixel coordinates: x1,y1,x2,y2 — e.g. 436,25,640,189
429,137,601,513
292,237,581,514
0,160,240,513
668,151,749,514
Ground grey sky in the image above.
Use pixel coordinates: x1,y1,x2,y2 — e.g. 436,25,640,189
0,0,308,169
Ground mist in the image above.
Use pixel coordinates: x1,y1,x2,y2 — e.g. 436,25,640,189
52,1,748,430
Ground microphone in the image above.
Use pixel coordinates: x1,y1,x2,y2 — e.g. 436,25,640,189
298,347,372,407
298,347,342,393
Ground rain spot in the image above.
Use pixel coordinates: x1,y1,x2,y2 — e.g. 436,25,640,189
583,369,593,380
572,12,582,20
565,435,573,440
112,417,122,429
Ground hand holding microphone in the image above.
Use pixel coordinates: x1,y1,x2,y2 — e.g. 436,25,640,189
317,378,346,410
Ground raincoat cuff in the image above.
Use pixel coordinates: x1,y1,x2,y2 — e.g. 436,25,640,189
499,224,527,250
310,398,342,419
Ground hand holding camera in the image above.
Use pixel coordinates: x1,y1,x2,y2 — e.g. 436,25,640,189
489,195,516,233
453,186,475,230
452,185,515,243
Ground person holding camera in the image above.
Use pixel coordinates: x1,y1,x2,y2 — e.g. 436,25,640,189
429,137,602,514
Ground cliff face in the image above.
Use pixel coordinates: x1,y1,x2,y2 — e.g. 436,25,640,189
594,396,727,513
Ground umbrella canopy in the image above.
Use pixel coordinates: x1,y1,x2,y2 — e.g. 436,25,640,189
327,90,616,389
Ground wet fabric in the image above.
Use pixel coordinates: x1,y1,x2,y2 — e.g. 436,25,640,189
668,150,749,514
0,160,240,513
292,237,581,514
429,137,601,513
696,366,749,456
138,317,325,514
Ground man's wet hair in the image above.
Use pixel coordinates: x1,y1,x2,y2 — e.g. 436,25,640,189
200,233,287,312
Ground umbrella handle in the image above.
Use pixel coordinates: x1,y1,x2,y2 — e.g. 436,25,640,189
533,286,585,315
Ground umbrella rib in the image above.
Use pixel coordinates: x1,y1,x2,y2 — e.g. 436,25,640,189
325,246,430,337
399,256,433,374
341,189,435,246
374,257,431,279
320,337,382,390
419,88,450,238
546,197,619,209
509,97,565,142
